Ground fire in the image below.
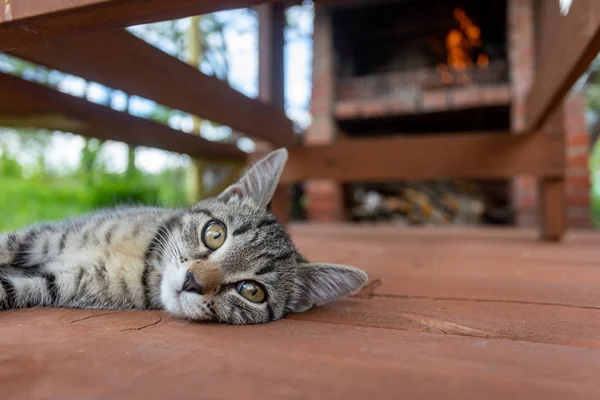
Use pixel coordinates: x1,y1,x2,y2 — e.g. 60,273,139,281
454,8,481,47
443,8,488,74
446,29,469,71
477,53,489,67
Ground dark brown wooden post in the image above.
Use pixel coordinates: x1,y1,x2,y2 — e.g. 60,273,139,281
538,177,566,240
528,1,570,241
256,2,291,225
258,2,285,111
537,108,566,241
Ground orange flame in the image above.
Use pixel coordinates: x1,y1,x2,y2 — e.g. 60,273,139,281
477,53,489,67
443,8,488,74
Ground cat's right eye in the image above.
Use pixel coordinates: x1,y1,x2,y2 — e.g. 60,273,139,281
201,220,227,250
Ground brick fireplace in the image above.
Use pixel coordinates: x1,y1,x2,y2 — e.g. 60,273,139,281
304,0,591,228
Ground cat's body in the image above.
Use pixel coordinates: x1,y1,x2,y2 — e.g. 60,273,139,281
0,206,174,312
0,149,368,324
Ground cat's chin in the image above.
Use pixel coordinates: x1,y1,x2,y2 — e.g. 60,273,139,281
161,292,215,322
178,292,216,322
160,266,216,322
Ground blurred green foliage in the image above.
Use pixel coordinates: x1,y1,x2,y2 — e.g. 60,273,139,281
586,58,600,229
589,140,600,229
0,155,189,232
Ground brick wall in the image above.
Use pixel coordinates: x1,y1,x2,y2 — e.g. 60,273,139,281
565,93,591,228
304,5,344,222
509,0,535,227
509,0,591,229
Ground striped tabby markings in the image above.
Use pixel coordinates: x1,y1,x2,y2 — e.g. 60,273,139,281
44,273,58,305
0,277,16,309
190,208,213,218
256,218,277,229
58,230,69,253
72,268,86,301
105,222,118,244
232,223,251,236
266,304,275,321
11,230,37,268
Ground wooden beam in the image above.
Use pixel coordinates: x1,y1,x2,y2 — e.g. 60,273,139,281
0,0,271,52
258,2,286,108
280,132,564,184
9,30,295,147
256,2,292,225
0,73,245,162
525,0,600,132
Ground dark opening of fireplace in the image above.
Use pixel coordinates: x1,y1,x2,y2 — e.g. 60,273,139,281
332,0,507,78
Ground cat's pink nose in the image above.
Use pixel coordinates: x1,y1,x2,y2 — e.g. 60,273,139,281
182,271,203,295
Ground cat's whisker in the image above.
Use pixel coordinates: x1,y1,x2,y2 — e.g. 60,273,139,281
154,229,181,265
153,233,177,264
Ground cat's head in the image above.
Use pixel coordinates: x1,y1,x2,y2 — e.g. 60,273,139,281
158,148,368,324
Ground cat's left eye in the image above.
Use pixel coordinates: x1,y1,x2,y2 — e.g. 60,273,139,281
202,220,227,250
236,281,266,303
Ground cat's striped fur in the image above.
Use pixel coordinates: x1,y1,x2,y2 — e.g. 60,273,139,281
0,149,368,324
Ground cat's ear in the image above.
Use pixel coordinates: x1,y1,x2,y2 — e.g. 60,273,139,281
217,148,288,208
288,263,368,313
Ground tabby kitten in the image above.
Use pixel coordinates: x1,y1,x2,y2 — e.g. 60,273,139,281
0,149,368,324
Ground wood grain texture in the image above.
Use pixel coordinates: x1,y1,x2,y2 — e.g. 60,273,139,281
2,309,600,400
10,30,295,147
289,225,600,308
526,0,600,131
289,296,600,347
3,226,600,399
280,132,564,184
0,0,269,52
0,72,245,161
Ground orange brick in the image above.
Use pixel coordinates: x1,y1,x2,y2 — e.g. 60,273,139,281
567,154,588,168
567,133,590,147
566,175,591,188
567,193,590,207
566,166,589,177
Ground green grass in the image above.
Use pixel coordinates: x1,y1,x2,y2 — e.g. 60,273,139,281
1,177,94,231
0,172,188,232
